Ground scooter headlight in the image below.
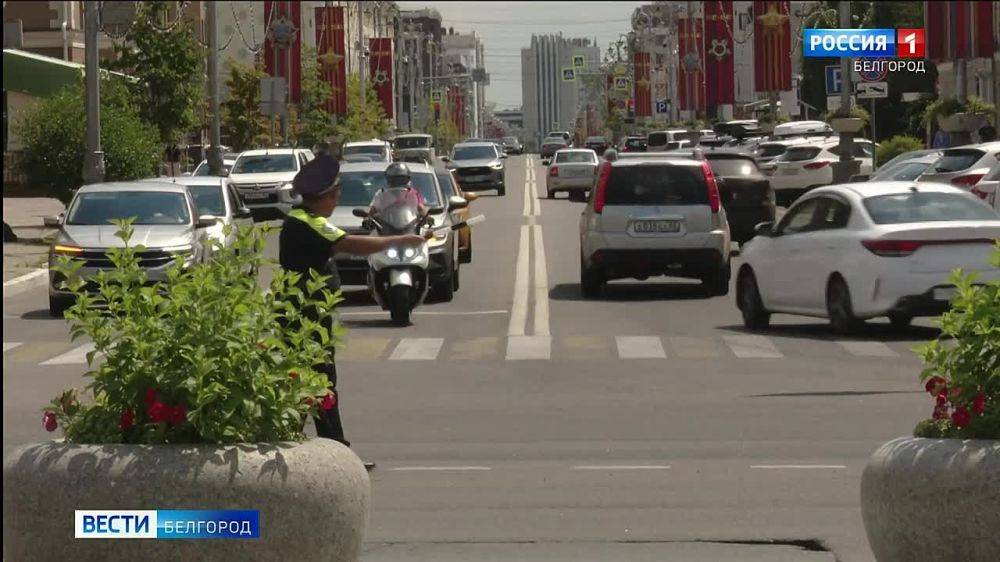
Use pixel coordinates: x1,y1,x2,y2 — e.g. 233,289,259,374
403,247,417,259
386,247,399,260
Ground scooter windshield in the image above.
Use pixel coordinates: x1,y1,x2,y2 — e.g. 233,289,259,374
371,188,420,232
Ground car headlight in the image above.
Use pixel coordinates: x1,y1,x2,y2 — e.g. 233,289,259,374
279,183,299,202
490,162,504,170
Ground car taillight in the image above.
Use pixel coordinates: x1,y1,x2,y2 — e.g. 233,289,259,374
803,160,832,170
952,174,985,187
700,161,721,213
970,186,989,199
862,239,922,257
593,163,612,214
549,166,559,177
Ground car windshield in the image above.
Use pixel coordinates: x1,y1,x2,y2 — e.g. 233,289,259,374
647,132,667,145
503,137,518,144
436,172,456,198
605,165,708,206
556,152,597,164
453,146,496,160
863,192,998,224
337,171,442,207
192,161,233,176
67,191,191,225
232,154,297,174
394,137,430,149
930,149,986,173
344,145,388,157
872,161,932,181
187,184,226,216
708,157,761,177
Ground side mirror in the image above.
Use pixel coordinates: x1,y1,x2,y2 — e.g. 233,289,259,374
352,208,369,218
221,169,230,177
234,207,252,219
753,221,775,237
428,206,446,216
43,215,63,227
448,196,468,210
196,215,220,229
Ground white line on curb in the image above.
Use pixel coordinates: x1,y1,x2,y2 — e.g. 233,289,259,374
3,268,48,289
723,335,784,358
389,466,491,472
750,465,847,469
508,224,531,337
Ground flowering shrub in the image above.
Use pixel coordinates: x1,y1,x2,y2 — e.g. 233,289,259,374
914,243,1000,439
44,220,343,444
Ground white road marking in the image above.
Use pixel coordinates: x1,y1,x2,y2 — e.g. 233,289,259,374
532,225,550,337
388,338,444,361
389,466,491,471
506,335,551,360
836,341,900,358
615,336,667,359
723,335,783,358
522,168,533,217
339,310,508,317
39,343,97,366
3,342,23,353
573,465,671,470
2,268,48,291
508,225,531,336
750,465,847,469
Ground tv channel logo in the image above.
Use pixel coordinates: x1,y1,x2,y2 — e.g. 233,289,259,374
804,28,925,58
75,510,260,539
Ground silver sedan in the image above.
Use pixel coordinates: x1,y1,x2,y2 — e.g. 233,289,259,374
546,149,599,201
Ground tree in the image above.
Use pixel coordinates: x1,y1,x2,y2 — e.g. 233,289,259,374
425,108,460,153
15,78,161,203
293,45,336,149
331,73,390,144
105,1,204,146
220,60,270,151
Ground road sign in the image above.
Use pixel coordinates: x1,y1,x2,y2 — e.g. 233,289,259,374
655,99,669,114
430,90,443,103
259,77,287,116
551,121,559,129
824,65,842,95
856,81,888,99
614,77,630,91
562,68,576,82
573,55,586,69
856,59,889,82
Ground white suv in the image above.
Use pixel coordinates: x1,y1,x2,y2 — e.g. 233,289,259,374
342,139,393,163
579,155,732,298
766,139,875,206
228,148,314,219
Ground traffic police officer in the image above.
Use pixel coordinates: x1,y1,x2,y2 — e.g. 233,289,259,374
279,153,425,450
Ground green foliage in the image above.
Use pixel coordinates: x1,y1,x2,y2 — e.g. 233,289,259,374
220,60,271,151
821,104,870,125
425,107,460,154
922,96,996,127
294,45,336,149
332,73,390,145
14,79,161,203
875,135,924,166
914,244,1000,440
46,221,343,444
105,1,204,145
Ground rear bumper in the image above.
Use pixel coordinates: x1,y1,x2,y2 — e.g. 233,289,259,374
887,288,957,318
585,248,728,281
547,177,594,190
849,263,1000,318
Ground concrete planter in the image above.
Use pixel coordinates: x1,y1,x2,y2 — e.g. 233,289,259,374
937,112,987,134
3,439,370,561
831,117,865,134
860,437,1000,562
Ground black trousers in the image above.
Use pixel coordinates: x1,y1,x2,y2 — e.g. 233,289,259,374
314,360,349,446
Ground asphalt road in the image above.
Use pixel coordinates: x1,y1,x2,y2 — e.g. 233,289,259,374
2,155,938,561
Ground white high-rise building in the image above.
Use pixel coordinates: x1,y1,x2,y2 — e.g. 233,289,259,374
521,34,600,148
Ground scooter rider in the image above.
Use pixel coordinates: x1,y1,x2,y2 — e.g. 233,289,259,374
369,162,429,218
279,153,426,458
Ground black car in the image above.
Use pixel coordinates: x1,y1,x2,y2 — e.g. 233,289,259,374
584,136,610,154
705,152,775,244
620,136,647,153
502,136,523,154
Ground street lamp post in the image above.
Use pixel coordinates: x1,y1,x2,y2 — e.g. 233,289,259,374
206,0,222,174
83,0,105,184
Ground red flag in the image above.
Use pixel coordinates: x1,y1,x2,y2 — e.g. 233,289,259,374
633,52,651,117
753,0,791,92
925,1,948,60
368,38,394,119
264,1,302,103
677,17,705,111
926,1,994,61
705,1,735,106
971,1,995,58
315,6,347,115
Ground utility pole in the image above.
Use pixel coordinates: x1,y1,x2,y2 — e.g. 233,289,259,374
832,0,859,183
206,0,222,174
83,0,104,184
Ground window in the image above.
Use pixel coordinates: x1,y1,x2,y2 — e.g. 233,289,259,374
604,164,708,206
929,149,985,173
555,151,597,164
337,171,442,207
874,161,932,181
781,147,822,162
343,145,387,158
863,192,998,224
756,144,787,158
187,185,226,216
436,172,456,198
232,154,297,174
647,132,667,146
227,185,243,211
813,197,851,229
67,191,192,225
707,157,761,177
452,146,497,160
776,198,821,235
828,142,874,158
395,136,431,149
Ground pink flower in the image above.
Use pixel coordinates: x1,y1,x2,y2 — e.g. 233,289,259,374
148,402,170,423
321,392,337,411
119,409,135,432
952,407,972,429
42,412,58,432
972,394,987,415
169,405,186,426
144,388,158,407
924,376,947,395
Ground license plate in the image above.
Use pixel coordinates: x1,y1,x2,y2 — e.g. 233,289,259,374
633,220,680,233
241,192,270,201
933,287,957,301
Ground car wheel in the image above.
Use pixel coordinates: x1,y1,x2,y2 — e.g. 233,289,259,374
580,256,604,298
888,313,912,329
737,269,770,330
49,294,73,318
702,262,731,297
827,276,863,334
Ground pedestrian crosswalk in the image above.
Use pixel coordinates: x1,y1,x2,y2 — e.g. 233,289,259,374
3,334,920,365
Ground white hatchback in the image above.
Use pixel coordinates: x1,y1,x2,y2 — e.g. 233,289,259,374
766,139,875,205
737,182,1000,333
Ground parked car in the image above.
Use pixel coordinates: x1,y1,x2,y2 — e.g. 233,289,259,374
971,162,1000,211
392,134,436,164
45,182,220,315
584,136,610,154
540,138,568,162
579,155,732,298
502,136,524,155
754,138,811,167
771,120,834,139
620,136,647,153
918,141,1000,189
647,129,698,152
190,153,240,177
228,148,314,220
447,141,507,196
705,152,776,244
330,161,462,299
664,139,694,151
547,131,572,144
737,181,1000,333
342,139,393,163
547,148,600,201
856,151,943,182
151,176,253,251
766,139,876,206
435,164,478,263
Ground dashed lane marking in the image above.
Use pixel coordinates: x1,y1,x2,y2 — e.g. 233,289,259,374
506,335,551,360
388,337,444,361
836,341,900,358
723,335,784,358
3,342,23,353
615,336,667,359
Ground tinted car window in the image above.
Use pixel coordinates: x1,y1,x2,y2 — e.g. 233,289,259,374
187,184,226,216
68,191,192,225
782,147,822,161
343,145,388,157
339,171,442,207
757,144,787,158
864,192,998,224
232,154,297,173
556,152,598,164
814,197,851,229
828,143,874,158
453,146,497,160
930,149,986,173
707,157,761,177
873,161,932,181
605,165,708,206
436,172,456,198
647,132,667,146
625,138,647,150
395,137,430,149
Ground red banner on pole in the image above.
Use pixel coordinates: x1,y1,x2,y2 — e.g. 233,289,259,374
926,1,994,61
678,17,705,112
264,1,302,103
705,0,735,106
315,6,347,115
753,0,791,93
368,37,394,119
633,52,651,118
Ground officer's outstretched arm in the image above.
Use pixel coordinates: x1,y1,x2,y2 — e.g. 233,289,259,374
335,233,427,256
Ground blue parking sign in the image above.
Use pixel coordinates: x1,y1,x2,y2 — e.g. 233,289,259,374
655,99,669,114
825,66,842,95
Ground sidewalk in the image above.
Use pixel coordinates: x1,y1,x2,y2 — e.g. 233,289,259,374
3,197,64,243
2,241,48,283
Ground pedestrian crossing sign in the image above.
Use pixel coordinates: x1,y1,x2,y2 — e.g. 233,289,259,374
573,55,586,69
562,68,576,81
431,90,443,103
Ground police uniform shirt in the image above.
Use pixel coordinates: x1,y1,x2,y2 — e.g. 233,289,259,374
279,207,347,293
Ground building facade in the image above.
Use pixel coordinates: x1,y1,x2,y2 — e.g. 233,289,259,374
521,34,600,147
